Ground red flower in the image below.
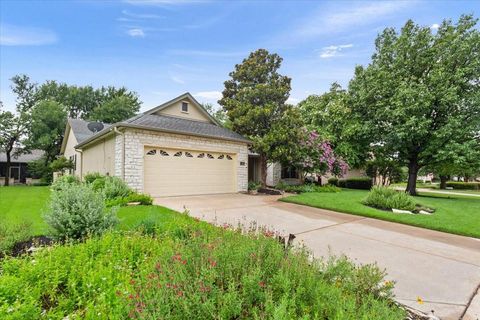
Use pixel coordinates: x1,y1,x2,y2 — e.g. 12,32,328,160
177,290,184,297
258,281,266,288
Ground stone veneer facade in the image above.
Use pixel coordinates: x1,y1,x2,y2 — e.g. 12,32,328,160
114,128,249,194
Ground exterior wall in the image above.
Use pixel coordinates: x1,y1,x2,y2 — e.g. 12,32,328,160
154,100,212,123
119,129,249,193
63,128,82,176
81,136,115,177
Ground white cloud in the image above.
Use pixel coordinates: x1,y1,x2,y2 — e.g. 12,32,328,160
121,10,163,19
430,23,440,31
126,28,145,37
0,23,57,46
282,1,415,43
194,91,222,101
318,44,353,58
171,75,185,84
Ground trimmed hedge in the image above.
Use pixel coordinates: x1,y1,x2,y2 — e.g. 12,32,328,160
445,182,480,190
328,177,339,186
338,177,373,190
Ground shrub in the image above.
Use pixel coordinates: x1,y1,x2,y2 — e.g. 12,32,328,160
248,181,261,191
0,229,404,319
0,222,32,256
445,182,480,190
282,183,341,193
50,174,80,191
91,176,107,191
105,193,154,207
102,176,132,200
328,177,339,186
339,177,373,190
362,186,416,211
44,183,118,240
84,172,104,184
274,180,288,190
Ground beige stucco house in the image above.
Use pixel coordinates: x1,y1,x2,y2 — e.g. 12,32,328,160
60,93,251,197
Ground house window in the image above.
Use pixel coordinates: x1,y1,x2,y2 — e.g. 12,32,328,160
281,166,297,179
69,155,76,174
181,102,188,112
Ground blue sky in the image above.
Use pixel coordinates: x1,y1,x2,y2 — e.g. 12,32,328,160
1,0,478,113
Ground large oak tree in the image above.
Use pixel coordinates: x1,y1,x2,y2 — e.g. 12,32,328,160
348,15,480,195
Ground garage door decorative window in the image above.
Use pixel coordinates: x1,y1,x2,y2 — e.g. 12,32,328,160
207,154,214,159
226,155,233,160
218,154,224,159
197,153,205,158
174,151,183,157
185,152,193,157
146,150,156,155
159,150,169,156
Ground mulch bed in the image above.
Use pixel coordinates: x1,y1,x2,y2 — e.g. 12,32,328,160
10,235,54,257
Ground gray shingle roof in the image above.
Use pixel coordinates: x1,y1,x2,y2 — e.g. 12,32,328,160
0,149,44,163
69,119,111,143
121,114,250,143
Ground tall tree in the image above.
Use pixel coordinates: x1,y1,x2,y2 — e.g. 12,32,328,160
201,103,231,128
0,75,36,186
348,15,480,195
218,49,292,185
298,83,369,168
27,100,67,163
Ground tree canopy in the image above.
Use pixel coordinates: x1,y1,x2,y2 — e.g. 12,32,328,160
348,15,480,194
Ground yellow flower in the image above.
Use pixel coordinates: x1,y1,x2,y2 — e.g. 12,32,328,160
416,296,424,304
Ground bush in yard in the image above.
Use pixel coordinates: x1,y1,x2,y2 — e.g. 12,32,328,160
339,177,373,190
362,186,416,211
102,176,132,200
445,181,480,190
105,193,153,207
328,177,339,186
84,172,104,184
50,174,80,191
44,183,118,240
0,224,405,319
279,183,342,193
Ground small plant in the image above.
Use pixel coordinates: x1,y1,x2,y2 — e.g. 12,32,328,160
50,174,80,191
275,180,288,191
248,181,261,191
44,183,118,240
84,172,104,184
362,186,416,211
102,176,132,200
105,193,153,207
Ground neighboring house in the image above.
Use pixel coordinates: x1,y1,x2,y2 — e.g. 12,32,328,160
60,93,251,197
0,149,44,185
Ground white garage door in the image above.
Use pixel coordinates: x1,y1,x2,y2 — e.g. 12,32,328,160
144,147,236,197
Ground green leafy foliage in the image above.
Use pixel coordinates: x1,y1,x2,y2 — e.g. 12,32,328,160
50,174,80,191
43,183,118,240
248,181,261,191
0,225,404,319
84,172,104,184
276,183,341,193
49,156,74,173
362,187,416,211
102,176,132,200
338,178,373,190
105,193,153,207
445,182,480,190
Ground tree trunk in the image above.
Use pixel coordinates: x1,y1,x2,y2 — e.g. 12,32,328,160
4,152,11,187
439,175,448,189
259,153,268,187
405,159,419,196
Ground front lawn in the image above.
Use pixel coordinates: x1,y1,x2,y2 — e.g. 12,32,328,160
281,189,480,238
0,186,175,236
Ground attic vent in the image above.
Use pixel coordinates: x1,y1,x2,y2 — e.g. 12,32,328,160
87,122,104,133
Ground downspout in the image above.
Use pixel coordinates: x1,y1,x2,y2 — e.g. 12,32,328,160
114,127,125,180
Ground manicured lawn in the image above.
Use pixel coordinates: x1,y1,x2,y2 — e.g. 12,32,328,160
281,189,480,238
0,186,176,236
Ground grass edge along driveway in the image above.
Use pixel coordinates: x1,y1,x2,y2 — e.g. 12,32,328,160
281,189,480,238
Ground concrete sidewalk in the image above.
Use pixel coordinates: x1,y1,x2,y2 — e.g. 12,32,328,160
155,193,480,320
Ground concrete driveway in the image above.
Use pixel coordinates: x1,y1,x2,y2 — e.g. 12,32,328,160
155,193,480,320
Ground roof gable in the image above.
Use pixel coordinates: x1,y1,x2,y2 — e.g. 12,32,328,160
144,92,219,125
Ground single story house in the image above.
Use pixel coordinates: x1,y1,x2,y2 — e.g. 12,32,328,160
61,93,252,197
0,149,44,185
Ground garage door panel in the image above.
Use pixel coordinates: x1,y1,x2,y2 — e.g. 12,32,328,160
144,147,235,197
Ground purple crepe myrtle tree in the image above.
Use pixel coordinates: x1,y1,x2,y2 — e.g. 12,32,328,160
295,129,349,182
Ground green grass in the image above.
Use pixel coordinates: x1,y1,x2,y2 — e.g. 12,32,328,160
281,189,480,238
0,186,176,236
